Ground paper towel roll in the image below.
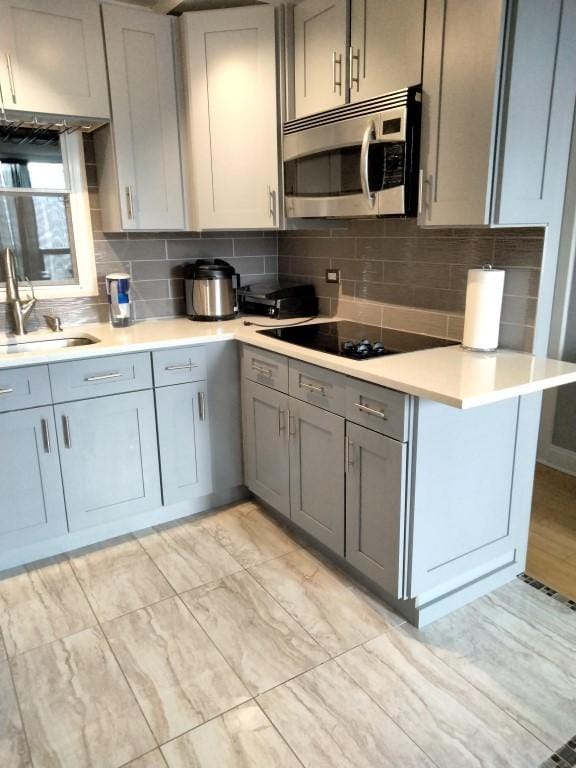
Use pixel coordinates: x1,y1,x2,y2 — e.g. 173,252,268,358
462,267,505,351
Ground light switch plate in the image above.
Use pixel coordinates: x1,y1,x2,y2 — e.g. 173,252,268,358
326,269,341,284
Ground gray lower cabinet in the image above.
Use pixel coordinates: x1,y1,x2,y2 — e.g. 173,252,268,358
55,390,162,532
242,379,290,517
289,398,345,555
345,422,406,597
155,382,212,505
0,406,67,553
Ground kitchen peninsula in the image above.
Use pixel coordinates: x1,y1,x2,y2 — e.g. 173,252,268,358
1,316,575,626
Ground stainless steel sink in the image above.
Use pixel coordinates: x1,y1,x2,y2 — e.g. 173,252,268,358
0,336,99,354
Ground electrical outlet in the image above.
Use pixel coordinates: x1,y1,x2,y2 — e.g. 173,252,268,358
325,269,341,284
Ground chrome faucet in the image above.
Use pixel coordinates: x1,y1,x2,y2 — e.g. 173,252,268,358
3,247,37,335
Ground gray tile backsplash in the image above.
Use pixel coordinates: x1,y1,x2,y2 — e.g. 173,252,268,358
1,138,543,353
278,218,544,351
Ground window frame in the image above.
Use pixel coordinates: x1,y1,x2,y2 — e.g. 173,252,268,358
0,130,97,299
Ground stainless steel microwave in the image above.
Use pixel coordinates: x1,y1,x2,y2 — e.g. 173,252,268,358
283,87,421,219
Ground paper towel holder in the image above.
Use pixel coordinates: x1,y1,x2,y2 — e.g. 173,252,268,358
461,264,505,353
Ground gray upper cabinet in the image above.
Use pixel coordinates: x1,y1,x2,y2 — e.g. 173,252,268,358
155,382,212,506
55,390,161,532
289,398,345,555
345,422,406,597
419,0,576,227
242,379,290,518
96,4,185,231
0,0,109,118
293,0,348,118
0,406,67,554
349,0,424,103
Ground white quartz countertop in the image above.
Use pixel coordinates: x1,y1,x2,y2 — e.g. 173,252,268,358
1,315,576,409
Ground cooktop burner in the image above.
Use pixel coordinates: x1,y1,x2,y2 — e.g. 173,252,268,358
257,321,457,360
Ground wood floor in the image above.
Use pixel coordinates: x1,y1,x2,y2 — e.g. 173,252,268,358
0,500,574,768
527,463,576,600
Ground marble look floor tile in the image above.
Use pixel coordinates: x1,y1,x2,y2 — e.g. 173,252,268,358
0,557,96,657
419,579,576,749
259,660,436,768
249,548,402,655
161,702,302,768
11,626,155,768
136,518,242,593
200,502,300,568
0,661,30,767
123,749,168,767
69,535,174,622
181,571,328,695
0,631,6,661
103,596,250,743
338,624,550,768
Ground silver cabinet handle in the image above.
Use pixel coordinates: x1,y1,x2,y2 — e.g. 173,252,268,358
267,185,277,226
165,362,199,371
332,51,342,94
348,46,360,92
62,415,72,449
300,381,325,395
198,391,206,421
278,408,286,435
41,418,51,454
85,372,123,382
345,436,355,470
125,185,135,220
354,401,388,420
418,169,424,215
252,363,273,378
0,387,14,395
360,120,377,210
6,54,16,103
288,411,296,437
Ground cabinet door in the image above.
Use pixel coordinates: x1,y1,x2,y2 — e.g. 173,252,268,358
55,391,161,532
346,423,406,597
242,380,290,518
181,6,280,229
418,0,505,226
349,0,424,103
0,0,109,118
289,397,345,555
493,0,576,225
155,383,212,506
293,0,348,118
0,407,67,554
100,5,184,230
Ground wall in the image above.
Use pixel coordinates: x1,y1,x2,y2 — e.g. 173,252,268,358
0,134,278,334
279,219,545,351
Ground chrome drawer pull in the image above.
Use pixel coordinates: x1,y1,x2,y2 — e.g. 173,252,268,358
301,381,325,395
252,363,273,377
41,418,51,454
0,387,14,395
85,372,123,382
165,362,199,371
354,402,388,420
62,415,72,449
198,391,207,421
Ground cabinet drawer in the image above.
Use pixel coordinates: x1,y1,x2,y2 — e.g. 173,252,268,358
346,378,409,442
289,359,346,416
49,353,152,403
153,346,207,386
242,345,288,393
0,365,52,412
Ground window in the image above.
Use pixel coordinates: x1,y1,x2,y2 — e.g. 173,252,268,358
0,126,97,298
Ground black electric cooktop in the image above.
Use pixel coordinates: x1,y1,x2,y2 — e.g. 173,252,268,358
257,321,457,360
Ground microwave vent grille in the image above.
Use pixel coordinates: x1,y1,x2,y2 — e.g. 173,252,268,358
283,87,419,135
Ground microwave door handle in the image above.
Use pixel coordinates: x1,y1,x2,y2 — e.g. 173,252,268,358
360,121,377,209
